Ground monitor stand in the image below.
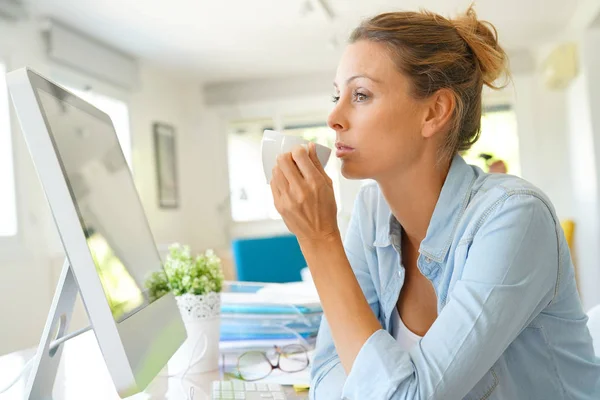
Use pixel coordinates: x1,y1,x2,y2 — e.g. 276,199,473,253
24,258,83,400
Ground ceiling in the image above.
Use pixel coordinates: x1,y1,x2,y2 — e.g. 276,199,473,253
25,0,580,83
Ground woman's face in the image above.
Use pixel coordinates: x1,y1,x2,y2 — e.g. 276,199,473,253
328,40,438,181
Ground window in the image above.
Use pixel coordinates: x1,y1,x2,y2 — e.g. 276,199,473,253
0,62,17,237
461,105,521,175
227,119,339,222
67,87,132,169
228,119,275,222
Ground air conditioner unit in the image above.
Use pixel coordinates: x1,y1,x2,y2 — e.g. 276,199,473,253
43,19,140,90
542,43,578,90
0,0,27,22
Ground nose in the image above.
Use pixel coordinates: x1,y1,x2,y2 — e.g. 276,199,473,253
327,101,348,133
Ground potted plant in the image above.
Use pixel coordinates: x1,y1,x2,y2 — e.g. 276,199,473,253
145,243,224,374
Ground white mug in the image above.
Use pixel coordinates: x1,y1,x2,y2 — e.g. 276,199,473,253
261,130,332,183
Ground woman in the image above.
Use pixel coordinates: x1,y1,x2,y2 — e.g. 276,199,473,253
270,6,600,400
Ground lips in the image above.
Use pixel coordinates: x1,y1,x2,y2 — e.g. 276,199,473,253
335,142,355,158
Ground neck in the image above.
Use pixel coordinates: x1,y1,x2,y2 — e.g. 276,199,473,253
377,155,451,248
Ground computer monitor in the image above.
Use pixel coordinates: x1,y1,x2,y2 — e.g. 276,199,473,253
6,67,186,397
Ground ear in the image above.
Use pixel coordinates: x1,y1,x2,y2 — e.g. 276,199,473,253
421,89,455,139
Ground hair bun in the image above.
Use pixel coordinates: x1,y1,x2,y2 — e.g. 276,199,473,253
452,6,508,88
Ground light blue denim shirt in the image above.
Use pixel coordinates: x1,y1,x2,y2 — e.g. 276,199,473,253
310,155,600,400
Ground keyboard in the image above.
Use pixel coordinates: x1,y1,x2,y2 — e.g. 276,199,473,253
211,381,287,399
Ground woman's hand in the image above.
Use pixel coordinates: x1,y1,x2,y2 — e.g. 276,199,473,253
270,143,340,245
271,144,381,374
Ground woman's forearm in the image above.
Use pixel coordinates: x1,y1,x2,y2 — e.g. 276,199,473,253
267,145,381,373
299,234,382,374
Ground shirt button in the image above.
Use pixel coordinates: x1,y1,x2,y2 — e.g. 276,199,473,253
425,257,432,263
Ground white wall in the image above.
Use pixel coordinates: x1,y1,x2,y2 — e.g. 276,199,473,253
512,73,574,219
0,19,217,355
524,26,600,311
178,87,231,252
567,73,600,310
565,28,600,310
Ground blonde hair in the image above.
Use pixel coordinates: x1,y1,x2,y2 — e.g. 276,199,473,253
350,5,509,161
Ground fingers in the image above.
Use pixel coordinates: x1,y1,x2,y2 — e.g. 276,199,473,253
272,144,329,210
307,143,333,186
291,144,323,183
307,142,327,176
270,182,282,214
270,163,288,198
276,152,305,191
269,174,280,197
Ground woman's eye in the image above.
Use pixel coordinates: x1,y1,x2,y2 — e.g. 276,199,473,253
354,92,368,102
331,95,340,103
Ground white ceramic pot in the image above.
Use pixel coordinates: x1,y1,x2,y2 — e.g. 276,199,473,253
168,292,221,375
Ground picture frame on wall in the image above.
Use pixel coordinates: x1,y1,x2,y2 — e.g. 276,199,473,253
153,122,179,209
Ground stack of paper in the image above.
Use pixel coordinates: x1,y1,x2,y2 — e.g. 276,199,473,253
220,281,322,348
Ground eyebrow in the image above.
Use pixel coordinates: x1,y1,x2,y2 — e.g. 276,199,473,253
333,74,381,88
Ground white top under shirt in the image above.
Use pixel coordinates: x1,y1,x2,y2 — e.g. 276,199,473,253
391,308,423,351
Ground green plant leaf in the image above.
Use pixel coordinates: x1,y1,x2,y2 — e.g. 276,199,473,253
144,243,225,298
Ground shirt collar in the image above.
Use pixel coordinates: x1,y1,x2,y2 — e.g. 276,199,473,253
373,155,476,263
420,155,475,262
373,191,394,247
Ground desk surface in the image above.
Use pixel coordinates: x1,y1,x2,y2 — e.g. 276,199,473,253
0,332,308,400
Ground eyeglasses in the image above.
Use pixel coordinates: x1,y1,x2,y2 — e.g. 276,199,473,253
234,344,310,381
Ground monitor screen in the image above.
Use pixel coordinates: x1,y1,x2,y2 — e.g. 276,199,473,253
36,87,166,322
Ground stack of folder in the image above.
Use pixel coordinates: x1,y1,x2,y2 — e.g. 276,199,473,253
219,281,322,349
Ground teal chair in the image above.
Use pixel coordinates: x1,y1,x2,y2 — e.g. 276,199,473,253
231,234,307,283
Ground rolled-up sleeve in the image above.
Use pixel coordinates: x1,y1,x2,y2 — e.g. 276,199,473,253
340,194,558,399
309,319,346,399
310,187,382,399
